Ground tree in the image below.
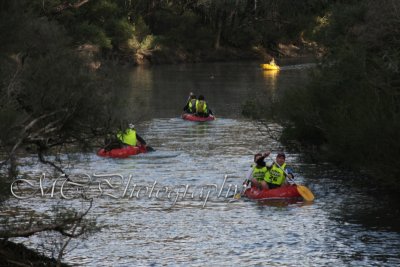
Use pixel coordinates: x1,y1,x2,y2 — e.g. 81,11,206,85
0,1,132,176
0,1,133,264
276,0,400,190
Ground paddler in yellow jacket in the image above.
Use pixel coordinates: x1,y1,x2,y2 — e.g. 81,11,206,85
183,92,197,114
117,123,146,146
264,152,294,189
195,95,213,117
245,151,271,190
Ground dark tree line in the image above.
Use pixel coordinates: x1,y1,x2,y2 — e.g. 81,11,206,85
20,0,328,64
0,1,136,178
276,0,400,191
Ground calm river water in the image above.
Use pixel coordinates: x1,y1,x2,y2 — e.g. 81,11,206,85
6,60,400,266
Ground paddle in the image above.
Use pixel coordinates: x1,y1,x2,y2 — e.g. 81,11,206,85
139,144,155,153
268,155,315,201
146,145,155,152
233,179,250,199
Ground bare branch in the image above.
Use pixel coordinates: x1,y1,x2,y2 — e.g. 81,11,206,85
0,200,93,239
4,109,68,165
0,222,77,239
37,149,68,177
7,53,26,97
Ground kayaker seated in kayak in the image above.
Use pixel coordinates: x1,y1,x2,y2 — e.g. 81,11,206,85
195,95,213,117
264,152,294,189
117,123,146,146
183,93,197,114
245,151,271,190
104,124,146,151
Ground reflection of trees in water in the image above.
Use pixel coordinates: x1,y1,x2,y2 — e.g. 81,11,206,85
126,62,308,118
128,66,154,119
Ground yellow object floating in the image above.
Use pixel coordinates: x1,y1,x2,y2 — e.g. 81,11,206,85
261,63,280,70
260,59,280,70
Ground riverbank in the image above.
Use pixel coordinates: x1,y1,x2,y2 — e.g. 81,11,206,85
137,43,317,65
86,41,318,68
0,240,69,267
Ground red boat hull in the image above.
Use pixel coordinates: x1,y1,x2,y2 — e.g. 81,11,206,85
182,113,215,122
97,145,147,158
244,185,301,200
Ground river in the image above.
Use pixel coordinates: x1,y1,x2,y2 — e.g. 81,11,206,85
5,60,400,266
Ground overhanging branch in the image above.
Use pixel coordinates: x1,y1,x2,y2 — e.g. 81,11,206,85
0,200,93,239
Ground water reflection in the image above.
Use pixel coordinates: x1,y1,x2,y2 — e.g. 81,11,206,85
262,68,279,106
125,61,310,118
256,198,302,207
186,122,212,137
130,65,154,91
262,69,279,78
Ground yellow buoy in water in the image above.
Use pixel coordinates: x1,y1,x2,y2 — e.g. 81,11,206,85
260,59,280,70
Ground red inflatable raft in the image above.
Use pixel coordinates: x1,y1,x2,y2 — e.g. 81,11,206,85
244,185,301,200
182,113,215,122
97,145,147,158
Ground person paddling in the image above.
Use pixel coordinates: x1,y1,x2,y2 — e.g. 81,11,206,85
264,152,294,189
195,95,213,117
104,124,145,150
244,151,271,190
183,92,197,114
117,123,146,146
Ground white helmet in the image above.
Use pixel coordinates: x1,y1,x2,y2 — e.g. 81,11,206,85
128,123,135,129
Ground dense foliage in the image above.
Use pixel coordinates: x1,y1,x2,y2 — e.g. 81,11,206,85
0,1,131,179
0,2,131,263
277,0,400,190
23,0,327,63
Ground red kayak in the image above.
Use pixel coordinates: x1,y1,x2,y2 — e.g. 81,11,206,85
97,145,147,158
244,185,301,200
182,113,215,122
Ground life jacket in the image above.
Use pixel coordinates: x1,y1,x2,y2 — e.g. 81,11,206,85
265,163,286,186
196,100,207,114
116,129,137,146
251,164,268,182
188,99,197,113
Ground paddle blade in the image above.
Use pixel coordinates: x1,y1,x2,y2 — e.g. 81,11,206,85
146,145,155,152
297,185,315,201
233,193,241,199
234,180,250,199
